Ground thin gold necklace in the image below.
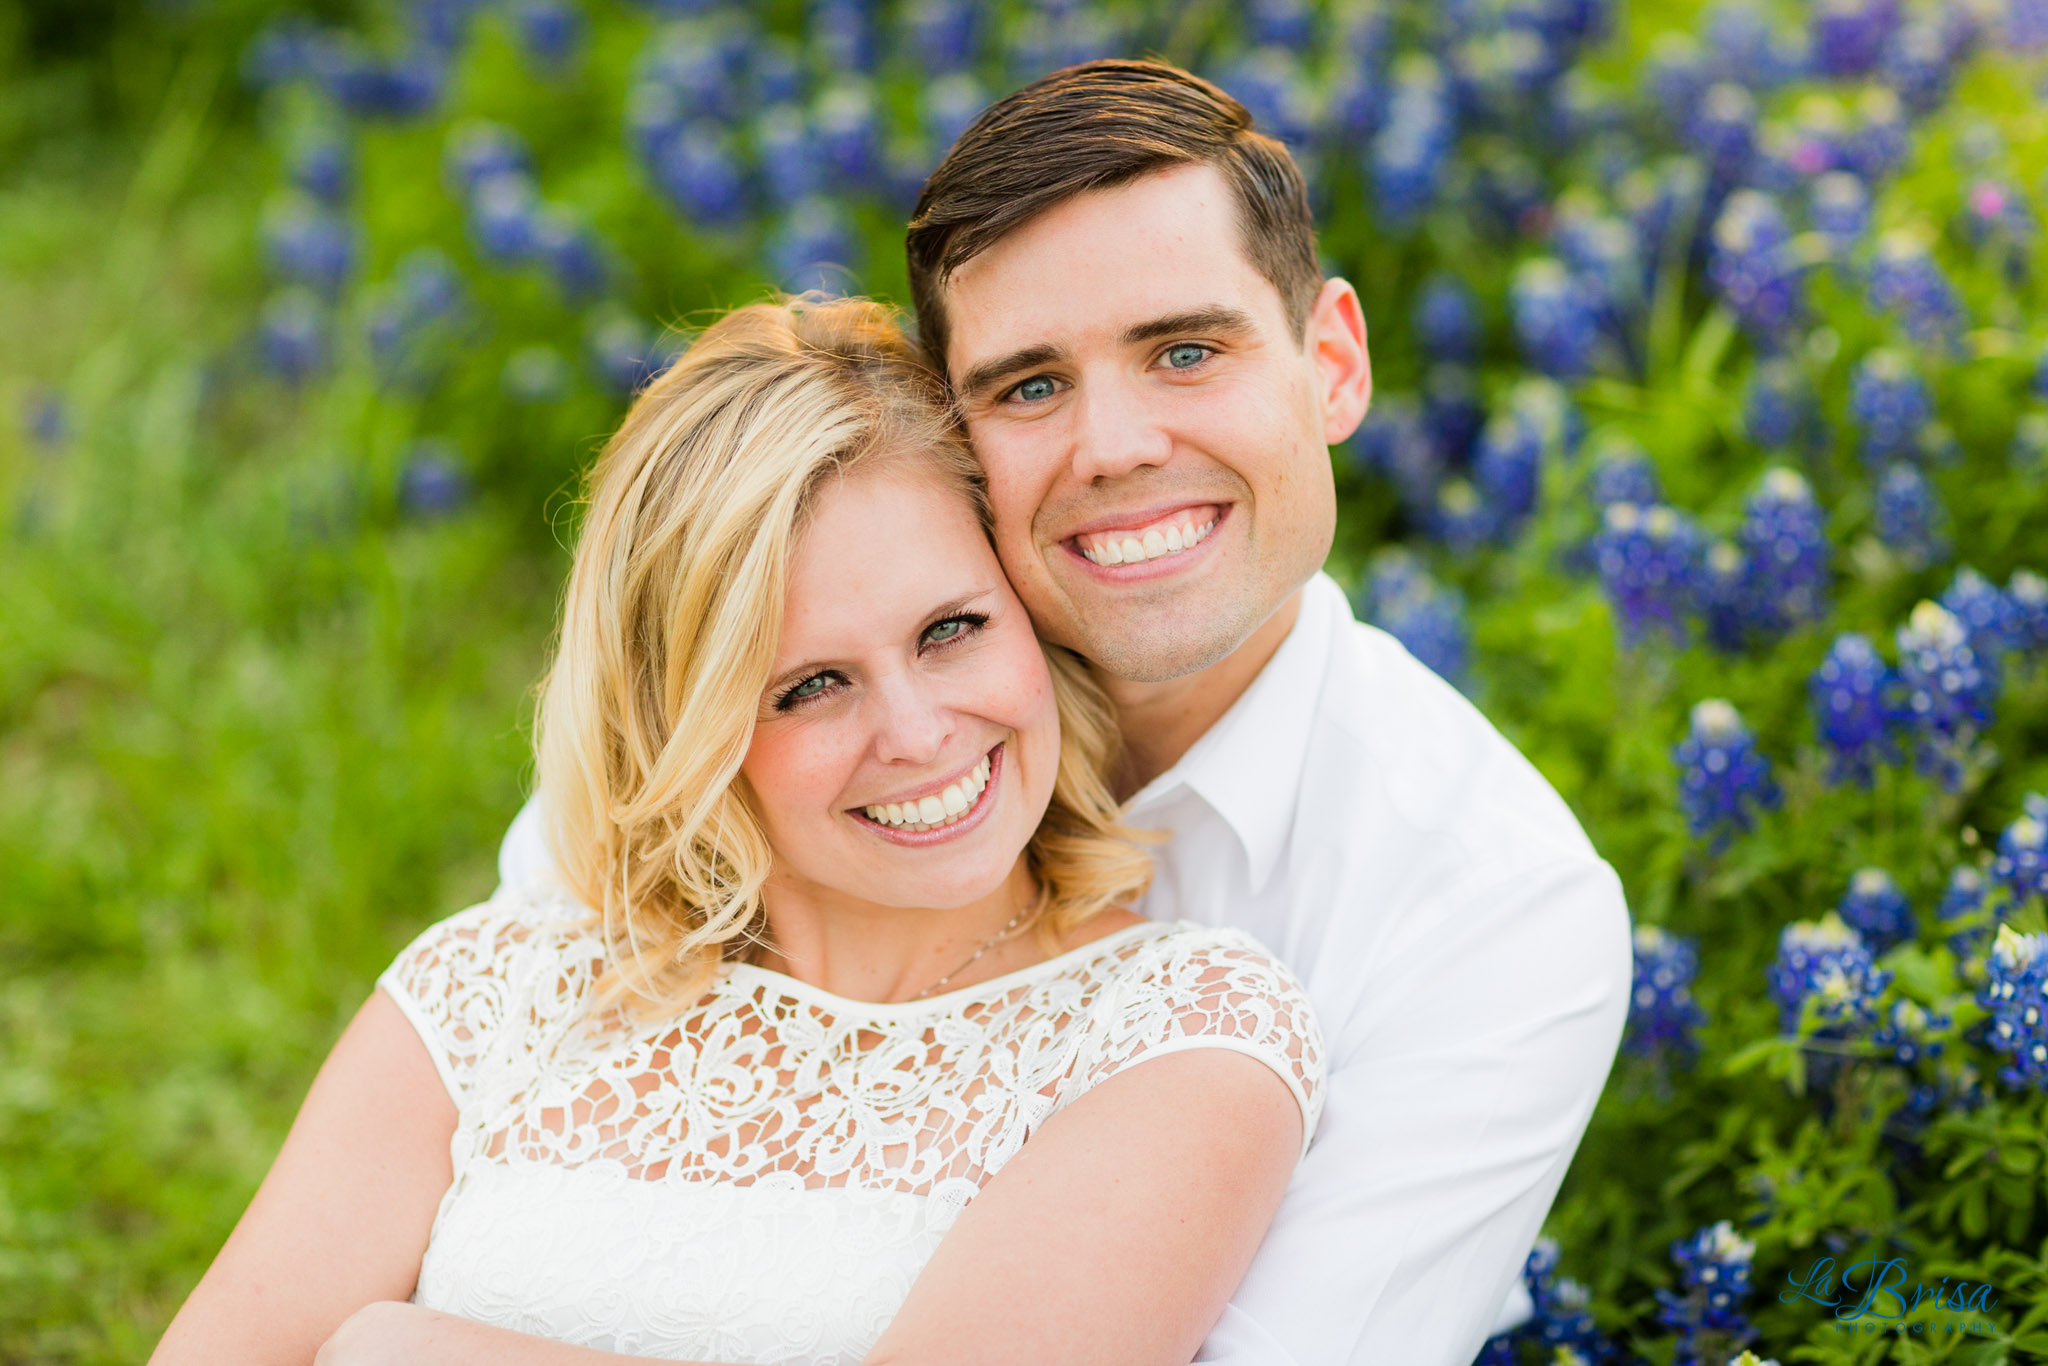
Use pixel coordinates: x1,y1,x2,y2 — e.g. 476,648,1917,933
908,909,1031,1001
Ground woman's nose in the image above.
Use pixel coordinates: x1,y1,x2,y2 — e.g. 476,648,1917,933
865,670,953,767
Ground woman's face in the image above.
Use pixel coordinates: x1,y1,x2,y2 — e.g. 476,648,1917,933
740,458,1061,911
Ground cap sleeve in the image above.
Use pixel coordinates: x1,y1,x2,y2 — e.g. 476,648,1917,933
375,897,550,1109
1064,927,1327,1162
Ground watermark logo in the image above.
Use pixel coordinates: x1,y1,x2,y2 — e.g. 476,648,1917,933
1780,1254,1999,1337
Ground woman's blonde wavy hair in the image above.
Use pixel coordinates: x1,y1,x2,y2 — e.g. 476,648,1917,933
534,294,1158,1026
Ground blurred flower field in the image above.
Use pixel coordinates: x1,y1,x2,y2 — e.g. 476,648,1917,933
5,0,2048,1361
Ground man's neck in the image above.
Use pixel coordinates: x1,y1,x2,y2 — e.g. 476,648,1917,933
1099,585,1306,803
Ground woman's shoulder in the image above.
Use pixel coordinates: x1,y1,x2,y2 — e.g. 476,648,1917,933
378,886,598,1010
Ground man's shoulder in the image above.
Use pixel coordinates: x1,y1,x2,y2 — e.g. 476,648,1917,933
1291,612,1601,873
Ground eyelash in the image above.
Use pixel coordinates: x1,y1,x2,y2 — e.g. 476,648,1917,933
999,343,1217,405
772,612,993,712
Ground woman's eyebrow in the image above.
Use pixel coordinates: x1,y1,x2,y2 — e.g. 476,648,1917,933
761,590,1000,695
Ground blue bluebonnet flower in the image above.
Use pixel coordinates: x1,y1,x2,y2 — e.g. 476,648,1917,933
311,38,447,119
258,289,329,384
1895,600,1997,786
241,17,324,89
517,0,584,69
1479,1238,1620,1365
1696,541,1759,653
502,345,571,404
262,197,358,297
1414,273,1481,363
398,439,470,518
1769,912,1891,1034
1703,1,1800,88
445,120,529,196
1807,171,1869,252
647,121,749,226
813,80,882,192
1848,87,1910,181
1507,376,1585,457
1936,864,1992,960
754,104,823,209
23,390,67,450
1473,411,1543,534
1349,393,1443,511
2013,410,2048,479
366,247,466,388
1870,998,1948,1067
1222,47,1321,155
1880,18,1956,113
1742,356,1817,450
904,0,983,71
1617,154,1705,263
1939,566,2024,671
1356,549,1471,691
1981,924,2048,1092
1628,925,1708,1061
586,312,674,396
1839,867,1917,953
1959,177,2035,264
1512,258,1601,378
1587,437,1661,508
923,74,986,153
1810,632,1901,783
1596,503,1702,645
1686,82,1757,187
1867,229,1964,347
1874,462,1949,569
530,208,608,299
810,0,876,75
1991,796,2048,910
465,170,541,262
1736,467,1829,634
769,197,857,295
1676,699,1780,845
1429,478,1497,554
1422,364,1485,466
1645,32,1709,129
2013,0,2048,50
1370,55,1455,225
1556,205,1646,345
1785,94,1853,179
2009,570,2048,652
288,133,353,206
1247,0,1316,50
1812,0,1902,78
1656,1221,1759,1366
1849,348,1931,467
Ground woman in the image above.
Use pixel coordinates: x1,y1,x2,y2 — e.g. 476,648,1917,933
150,296,1325,1366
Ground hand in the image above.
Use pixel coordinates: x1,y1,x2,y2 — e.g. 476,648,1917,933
314,1300,422,1366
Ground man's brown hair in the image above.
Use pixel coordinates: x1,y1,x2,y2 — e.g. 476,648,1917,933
904,58,1323,375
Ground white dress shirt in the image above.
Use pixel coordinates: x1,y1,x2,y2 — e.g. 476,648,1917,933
494,569,1633,1366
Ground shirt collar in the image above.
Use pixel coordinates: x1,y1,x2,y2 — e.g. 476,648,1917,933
1122,571,1345,894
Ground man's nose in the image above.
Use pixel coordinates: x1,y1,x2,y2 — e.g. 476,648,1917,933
1068,372,1173,484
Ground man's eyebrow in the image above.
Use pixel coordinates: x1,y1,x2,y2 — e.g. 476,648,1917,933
762,590,999,698
956,343,1068,403
1122,305,1259,347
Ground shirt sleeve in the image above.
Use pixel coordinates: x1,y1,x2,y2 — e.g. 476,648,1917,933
375,898,542,1110
1063,928,1327,1163
1195,855,1633,1366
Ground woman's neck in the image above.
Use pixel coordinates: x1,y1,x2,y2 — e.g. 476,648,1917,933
746,858,1049,1003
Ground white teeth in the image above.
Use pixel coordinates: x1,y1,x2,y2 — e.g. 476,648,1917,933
1078,516,1217,566
862,752,996,831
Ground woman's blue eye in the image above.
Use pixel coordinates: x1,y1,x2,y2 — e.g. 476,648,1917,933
1165,344,1210,369
1014,376,1057,402
926,619,968,644
785,674,831,702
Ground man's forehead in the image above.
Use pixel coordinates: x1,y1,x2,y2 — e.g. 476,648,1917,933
940,163,1278,369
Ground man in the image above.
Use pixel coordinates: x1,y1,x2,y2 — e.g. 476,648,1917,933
501,58,1632,1366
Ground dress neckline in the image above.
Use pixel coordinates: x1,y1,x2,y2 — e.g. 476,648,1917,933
723,919,1166,1015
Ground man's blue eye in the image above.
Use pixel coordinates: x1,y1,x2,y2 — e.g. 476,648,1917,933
1015,376,1056,402
1166,344,1209,369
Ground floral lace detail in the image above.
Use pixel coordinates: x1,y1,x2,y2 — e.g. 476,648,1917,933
376,888,1325,1363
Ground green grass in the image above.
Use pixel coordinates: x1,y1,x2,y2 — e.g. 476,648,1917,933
0,56,565,1361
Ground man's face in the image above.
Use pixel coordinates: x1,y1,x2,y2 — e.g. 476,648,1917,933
940,161,1364,683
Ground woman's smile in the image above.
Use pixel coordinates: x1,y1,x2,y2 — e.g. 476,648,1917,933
848,741,1005,846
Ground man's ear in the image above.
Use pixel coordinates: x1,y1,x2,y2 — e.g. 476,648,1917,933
1307,277,1371,445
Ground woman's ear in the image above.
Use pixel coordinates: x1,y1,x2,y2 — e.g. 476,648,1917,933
1307,278,1372,446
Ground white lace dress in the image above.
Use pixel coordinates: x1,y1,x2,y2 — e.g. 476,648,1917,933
376,888,1326,1365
